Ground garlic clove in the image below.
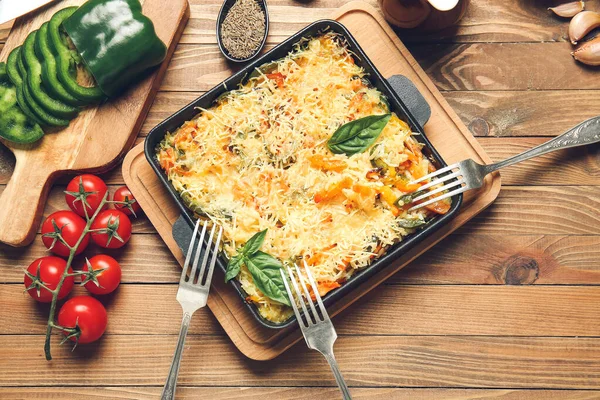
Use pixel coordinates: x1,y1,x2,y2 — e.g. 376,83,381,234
548,1,585,18
572,36,600,65
568,10,600,45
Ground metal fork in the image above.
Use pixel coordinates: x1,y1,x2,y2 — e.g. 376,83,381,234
408,116,600,211
280,261,352,400
161,220,223,400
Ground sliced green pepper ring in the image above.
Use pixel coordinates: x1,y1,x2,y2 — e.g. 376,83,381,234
22,30,79,119
6,47,45,126
18,53,70,127
0,62,45,144
48,7,105,103
36,22,84,107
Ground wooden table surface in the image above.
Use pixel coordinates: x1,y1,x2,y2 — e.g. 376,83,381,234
1,1,600,399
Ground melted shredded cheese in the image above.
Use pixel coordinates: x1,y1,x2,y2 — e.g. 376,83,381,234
157,33,449,323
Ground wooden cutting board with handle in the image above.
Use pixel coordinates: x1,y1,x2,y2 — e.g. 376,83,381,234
0,0,189,247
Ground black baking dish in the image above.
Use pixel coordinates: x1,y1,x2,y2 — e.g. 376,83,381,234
145,19,463,329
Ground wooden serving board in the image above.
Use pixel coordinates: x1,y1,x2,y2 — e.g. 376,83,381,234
122,1,502,360
0,0,189,247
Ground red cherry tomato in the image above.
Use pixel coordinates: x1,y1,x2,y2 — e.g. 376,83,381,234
112,186,141,217
23,256,74,302
57,296,108,344
41,211,90,257
90,210,132,249
65,174,108,218
82,255,122,295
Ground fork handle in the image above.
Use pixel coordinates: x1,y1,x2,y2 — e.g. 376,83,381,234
161,312,192,400
323,352,353,400
485,116,600,174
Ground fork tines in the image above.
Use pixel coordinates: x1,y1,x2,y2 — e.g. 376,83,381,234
281,260,330,327
407,162,466,211
181,219,223,287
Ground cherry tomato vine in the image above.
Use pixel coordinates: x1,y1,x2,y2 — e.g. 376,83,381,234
33,183,135,361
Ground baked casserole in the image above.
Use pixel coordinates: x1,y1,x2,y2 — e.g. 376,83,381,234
156,32,451,323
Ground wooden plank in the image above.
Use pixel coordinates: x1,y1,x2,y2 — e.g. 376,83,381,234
4,284,600,337
159,43,599,92
477,137,600,186
444,90,600,138
411,42,598,91
2,387,600,399
3,335,600,388
464,186,600,235
2,233,600,285
397,234,600,285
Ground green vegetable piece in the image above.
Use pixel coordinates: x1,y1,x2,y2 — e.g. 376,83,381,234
48,7,105,103
22,30,79,119
328,113,391,156
63,0,167,97
21,73,70,127
0,62,45,144
7,47,44,125
225,254,243,283
224,229,268,283
397,218,427,229
36,22,83,107
0,63,17,110
245,251,291,306
242,229,267,256
17,41,70,127
394,192,419,207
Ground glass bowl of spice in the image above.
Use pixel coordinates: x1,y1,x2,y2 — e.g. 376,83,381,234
217,0,269,62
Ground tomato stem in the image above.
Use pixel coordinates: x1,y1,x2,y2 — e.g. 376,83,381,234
43,191,109,361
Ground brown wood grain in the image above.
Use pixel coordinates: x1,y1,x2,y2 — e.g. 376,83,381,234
3,335,600,388
444,90,600,138
2,387,600,400
411,42,600,91
465,186,600,235
2,233,600,285
3,284,600,337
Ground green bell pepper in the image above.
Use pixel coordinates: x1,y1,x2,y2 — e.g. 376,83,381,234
36,22,84,107
48,7,105,103
6,47,44,126
22,30,79,119
17,51,70,127
0,62,45,144
62,0,167,97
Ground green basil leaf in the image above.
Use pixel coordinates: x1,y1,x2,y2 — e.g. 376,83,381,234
328,114,391,156
397,218,428,229
225,254,243,283
242,229,267,256
246,251,291,306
